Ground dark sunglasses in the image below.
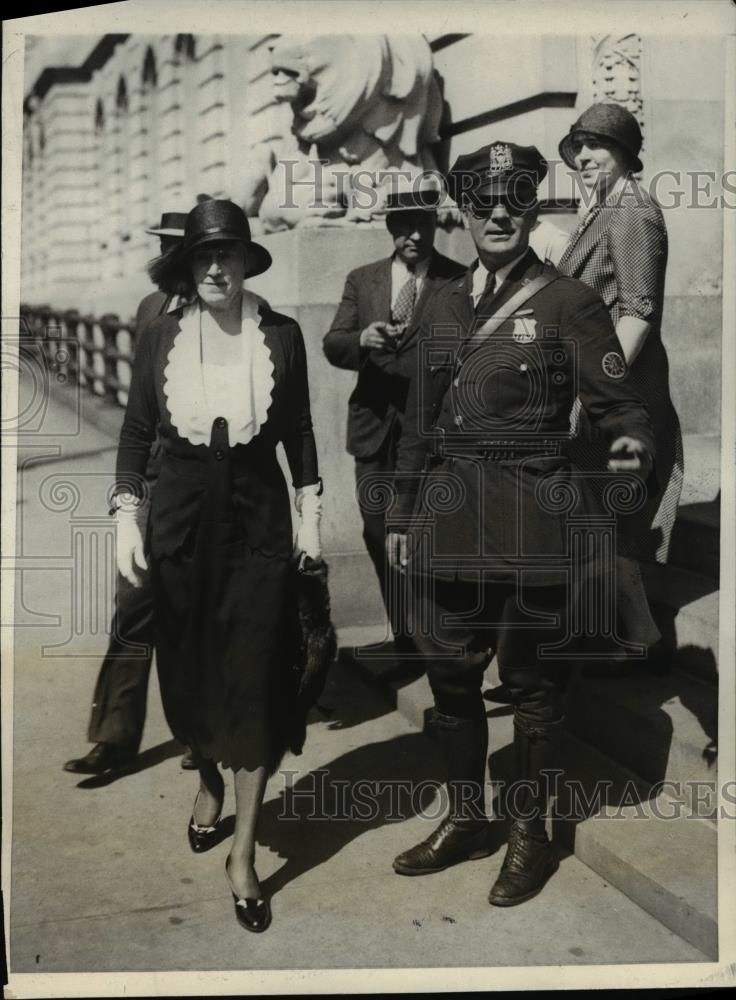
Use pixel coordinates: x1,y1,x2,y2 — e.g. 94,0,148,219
464,198,532,219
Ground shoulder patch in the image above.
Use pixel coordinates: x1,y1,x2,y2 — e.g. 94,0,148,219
602,351,627,379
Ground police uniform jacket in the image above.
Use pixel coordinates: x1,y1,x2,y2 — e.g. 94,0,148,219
393,248,656,585
323,250,465,459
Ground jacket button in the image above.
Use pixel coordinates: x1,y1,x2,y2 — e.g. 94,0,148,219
520,363,528,373
453,377,460,387
215,416,227,428
214,449,225,461
454,414,464,426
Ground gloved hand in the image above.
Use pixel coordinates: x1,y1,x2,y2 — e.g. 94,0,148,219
294,482,323,566
114,494,148,587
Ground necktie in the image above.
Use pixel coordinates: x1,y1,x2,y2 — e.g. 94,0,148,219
475,268,496,310
392,272,417,329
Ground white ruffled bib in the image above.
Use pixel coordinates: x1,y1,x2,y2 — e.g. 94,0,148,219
163,293,275,448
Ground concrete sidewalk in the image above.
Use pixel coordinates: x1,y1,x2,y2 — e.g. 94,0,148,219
7,379,710,972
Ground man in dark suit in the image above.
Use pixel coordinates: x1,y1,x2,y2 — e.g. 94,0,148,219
323,180,464,664
386,144,655,906
64,212,192,776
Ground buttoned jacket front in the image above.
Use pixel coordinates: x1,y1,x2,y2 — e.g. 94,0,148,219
116,302,318,561
393,250,656,583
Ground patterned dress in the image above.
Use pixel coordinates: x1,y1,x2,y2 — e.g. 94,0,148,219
558,177,684,566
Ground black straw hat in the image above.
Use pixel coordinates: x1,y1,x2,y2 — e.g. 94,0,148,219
559,103,643,173
182,200,272,278
145,211,187,237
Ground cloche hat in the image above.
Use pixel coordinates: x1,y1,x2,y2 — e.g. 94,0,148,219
559,103,644,174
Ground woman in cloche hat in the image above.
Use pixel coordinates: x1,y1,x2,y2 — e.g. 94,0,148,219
557,103,683,655
113,199,324,932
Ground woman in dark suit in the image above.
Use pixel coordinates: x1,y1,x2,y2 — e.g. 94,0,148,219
557,103,683,647
112,200,322,931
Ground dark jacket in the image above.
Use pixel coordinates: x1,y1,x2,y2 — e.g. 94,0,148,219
323,249,465,459
393,249,656,584
117,303,318,560
135,290,172,332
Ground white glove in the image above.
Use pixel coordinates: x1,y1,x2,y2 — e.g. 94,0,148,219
114,494,148,587
294,482,323,565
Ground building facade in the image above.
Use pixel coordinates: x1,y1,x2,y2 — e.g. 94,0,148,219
21,31,726,438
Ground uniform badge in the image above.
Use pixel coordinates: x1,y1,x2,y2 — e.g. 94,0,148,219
602,351,626,379
489,143,514,176
511,318,537,343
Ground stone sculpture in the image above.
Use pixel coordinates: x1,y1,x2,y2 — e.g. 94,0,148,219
241,34,445,231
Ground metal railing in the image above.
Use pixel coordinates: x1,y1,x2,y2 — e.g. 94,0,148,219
20,304,137,408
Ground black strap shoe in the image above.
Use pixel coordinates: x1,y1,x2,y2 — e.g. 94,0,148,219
231,894,272,933
63,742,137,775
226,857,272,932
187,790,224,853
488,821,559,906
393,816,494,876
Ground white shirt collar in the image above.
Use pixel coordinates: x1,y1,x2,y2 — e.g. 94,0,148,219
391,253,430,281
471,250,529,305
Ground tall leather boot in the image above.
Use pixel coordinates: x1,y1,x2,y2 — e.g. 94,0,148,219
393,708,494,876
488,716,563,906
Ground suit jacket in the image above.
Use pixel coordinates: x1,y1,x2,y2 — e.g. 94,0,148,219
393,249,656,584
117,303,318,560
323,249,465,459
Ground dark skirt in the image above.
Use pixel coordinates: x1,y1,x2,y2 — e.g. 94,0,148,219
149,443,303,774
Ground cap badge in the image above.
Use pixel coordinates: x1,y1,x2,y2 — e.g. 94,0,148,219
489,143,514,176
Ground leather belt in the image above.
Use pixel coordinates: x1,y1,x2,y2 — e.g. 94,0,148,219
435,439,564,462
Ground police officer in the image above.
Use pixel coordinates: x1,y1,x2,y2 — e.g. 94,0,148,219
386,143,655,906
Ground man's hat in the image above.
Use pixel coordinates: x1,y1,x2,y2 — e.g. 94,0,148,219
383,173,442,213
446,142,548,207
145,212,188,238
559,103,643,174
181,199,272,279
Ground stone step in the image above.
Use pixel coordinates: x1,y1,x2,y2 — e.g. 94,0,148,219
559,733,718,960
642,562,719,685
345,630,719,818
339,635,718,959
565,666,718,815
667,499,720,579
680,433,721,506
